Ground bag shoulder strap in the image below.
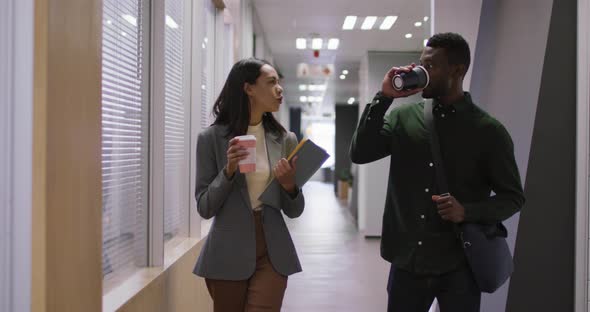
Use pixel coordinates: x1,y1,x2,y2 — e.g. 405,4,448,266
424,100,449,194
424,100,464,237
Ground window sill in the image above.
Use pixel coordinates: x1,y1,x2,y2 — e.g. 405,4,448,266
102,237,203,312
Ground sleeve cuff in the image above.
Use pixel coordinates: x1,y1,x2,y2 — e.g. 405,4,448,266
374,91,394,103
367,92,394,117
222,166,237,183
282,185,301,200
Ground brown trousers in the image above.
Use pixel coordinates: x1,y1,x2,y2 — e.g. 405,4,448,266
205,211,288,312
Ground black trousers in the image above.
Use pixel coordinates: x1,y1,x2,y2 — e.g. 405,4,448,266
387,264,481,312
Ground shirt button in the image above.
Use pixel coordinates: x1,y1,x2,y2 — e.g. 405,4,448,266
441,114,446,118
425,188,429,193
421,215,425,219
418,241,423,246
376,99,380,104
429,162,434,167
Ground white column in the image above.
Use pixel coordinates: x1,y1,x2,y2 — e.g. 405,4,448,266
0,1,11,308
0,0,34,311
575,0,590,310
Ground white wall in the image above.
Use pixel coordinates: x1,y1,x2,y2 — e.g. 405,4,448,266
250,1,287,126
431,0,482,91
240,0,254,59
214,7,233,97
251,5,274,64
0,0,34,311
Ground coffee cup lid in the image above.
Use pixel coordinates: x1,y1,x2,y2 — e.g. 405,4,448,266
415,65,430,89
392,76,404,90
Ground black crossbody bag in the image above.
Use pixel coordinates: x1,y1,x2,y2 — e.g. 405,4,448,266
423,100,513,293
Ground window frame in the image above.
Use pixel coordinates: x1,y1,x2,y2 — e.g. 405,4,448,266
101,0,229,288
101,0,152,286
158,0,194,253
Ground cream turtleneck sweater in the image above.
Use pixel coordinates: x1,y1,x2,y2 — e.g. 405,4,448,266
245,122,270,210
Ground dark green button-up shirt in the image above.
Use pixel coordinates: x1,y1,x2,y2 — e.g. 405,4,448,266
350,92,525,274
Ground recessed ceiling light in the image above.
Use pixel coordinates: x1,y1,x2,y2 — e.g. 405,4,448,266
299,84,307,91
348,97,355,104
424,16,429,22
328,38,340,50
122,14,137,27
423,39,428,47
300,96,308,102
342,70,349,75
106,20,113,25
361,16,377,30
380,16,398,30
312,38,323,50
166,15,179,29
340,74,346,80
405,33,413,39
343,16,357,30
414,21,422,27
296,38,306,50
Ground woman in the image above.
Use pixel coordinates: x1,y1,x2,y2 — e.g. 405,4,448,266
192,58,304,312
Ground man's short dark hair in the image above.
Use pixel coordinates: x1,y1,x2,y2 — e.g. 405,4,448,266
426,32,471,74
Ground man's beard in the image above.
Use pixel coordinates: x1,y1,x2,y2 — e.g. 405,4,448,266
422,84,445,99
421,89,433,99
422,87,435,99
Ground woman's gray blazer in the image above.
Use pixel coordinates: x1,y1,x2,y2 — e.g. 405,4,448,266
192,124,305,280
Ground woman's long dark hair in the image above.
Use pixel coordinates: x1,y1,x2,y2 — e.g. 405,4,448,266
212,58,286,138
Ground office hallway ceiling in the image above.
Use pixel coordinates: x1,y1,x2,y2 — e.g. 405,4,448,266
252,0,430,114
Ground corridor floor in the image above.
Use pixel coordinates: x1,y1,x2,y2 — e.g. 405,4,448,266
282,181,390,312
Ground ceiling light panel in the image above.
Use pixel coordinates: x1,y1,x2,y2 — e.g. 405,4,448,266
296,38,306,50
361,16,377,30
312,38,323,50
343,16,357,30
328,38,340,50
379,16,398,30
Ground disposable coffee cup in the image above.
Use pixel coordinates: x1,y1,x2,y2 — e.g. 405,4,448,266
391,65,430,91
235,135,256,173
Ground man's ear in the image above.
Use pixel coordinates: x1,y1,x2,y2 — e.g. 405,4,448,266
458,64,467,77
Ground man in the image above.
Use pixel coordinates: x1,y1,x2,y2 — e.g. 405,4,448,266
350,32,525,312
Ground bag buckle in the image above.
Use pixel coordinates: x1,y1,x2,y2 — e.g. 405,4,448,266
460,231,472,249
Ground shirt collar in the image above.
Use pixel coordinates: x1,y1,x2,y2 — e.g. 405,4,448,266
432,92,473,116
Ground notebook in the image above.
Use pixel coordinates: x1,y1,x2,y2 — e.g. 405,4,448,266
258,139,330,208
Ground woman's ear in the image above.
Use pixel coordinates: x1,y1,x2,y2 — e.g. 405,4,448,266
243,82,254,96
